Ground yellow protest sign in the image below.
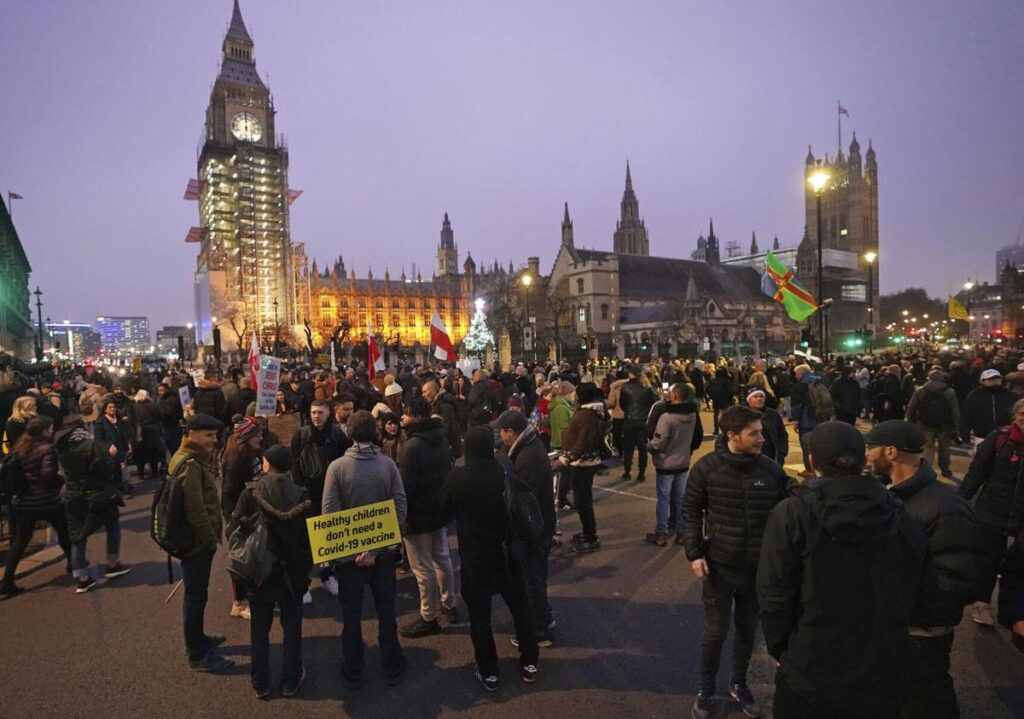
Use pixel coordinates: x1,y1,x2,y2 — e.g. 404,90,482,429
306,499,402,562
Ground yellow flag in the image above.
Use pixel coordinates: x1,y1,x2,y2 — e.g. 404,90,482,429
948,296,969,321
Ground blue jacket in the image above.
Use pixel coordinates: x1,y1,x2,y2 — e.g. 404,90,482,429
789,373,821,433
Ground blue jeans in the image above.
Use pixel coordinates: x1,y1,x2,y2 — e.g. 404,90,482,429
181,548,215,662
250,572,303,688
335,552,405,677
70,511,121,579
656,471,687,535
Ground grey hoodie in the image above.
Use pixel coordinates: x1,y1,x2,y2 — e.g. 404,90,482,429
322,441,408,523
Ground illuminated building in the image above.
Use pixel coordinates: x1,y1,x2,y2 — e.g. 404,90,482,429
187,1,299,346
0,196,34,358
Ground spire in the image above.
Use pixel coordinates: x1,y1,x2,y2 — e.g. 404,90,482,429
227,0,253,43
562,202,571,227
772,235,780,250
805,144,815,167
561,202,574,248
750,232,759,255
849,131,861,155
625,160,633,192
708,218,715,239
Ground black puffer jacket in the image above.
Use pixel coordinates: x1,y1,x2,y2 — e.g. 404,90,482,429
54,422,120,543
507,425,555,538
960,385,1015,440
682,436,791,585
998,529,1024,643
192,380,226,422
619,379,657,424
889,461,999,628
960,425,1024,536
756,474,930,716
398,418,451,535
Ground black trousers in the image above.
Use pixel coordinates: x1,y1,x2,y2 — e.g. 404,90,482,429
903,632,959,719
181,548,215,662
699,570,758,695
335,553,405,677
978,525,1010,600
524,536,554,630
621,421,648,474
249,573,303,688
611,418,624,456
2,505,70,586
571,466,598,538
463,565,538,675
774,672,903,719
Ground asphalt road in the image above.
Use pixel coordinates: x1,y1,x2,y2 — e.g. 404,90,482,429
1,410,1022,719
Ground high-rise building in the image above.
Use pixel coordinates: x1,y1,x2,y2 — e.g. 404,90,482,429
0,196,35,359
45,321,102,361
94,316,150,355
796,134,879,342
189,1,298,346
612,162,650,256
996,241,1024,282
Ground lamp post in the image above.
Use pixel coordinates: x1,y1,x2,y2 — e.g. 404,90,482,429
33,286,45,361
272,298,280,356
808,169,831,356
963,278,975,342
521,274,533,362
868,251,876,354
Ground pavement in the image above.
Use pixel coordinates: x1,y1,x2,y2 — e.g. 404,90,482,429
1,409,1022,718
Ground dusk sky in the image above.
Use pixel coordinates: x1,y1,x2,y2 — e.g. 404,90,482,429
3,1,1023,335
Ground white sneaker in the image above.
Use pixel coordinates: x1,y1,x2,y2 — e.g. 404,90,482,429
230,601,251,620
302,590,313,605
322,576,339,596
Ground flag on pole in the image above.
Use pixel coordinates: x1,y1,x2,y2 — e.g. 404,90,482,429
948,296,969,321
367,324,384,380
431,313,457,362
838,102,849,117
8,192,24,200
330,340,336,372
761,251,818,322
287,189,303,205
249,331,260,389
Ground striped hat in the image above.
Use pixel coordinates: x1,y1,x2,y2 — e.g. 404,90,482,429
231,414,261,443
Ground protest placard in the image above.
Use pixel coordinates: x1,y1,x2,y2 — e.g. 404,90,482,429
177,385,191,409
306,499,402,562
255,355,281,416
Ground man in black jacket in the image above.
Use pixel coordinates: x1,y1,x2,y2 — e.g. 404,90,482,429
291,399,350,599
998,528,1024,654
619,365,658,481
757,421,932,719
499,409,557,646
960,369,1014,450
398,397,457,638
866,420,996,719
683,405,790,719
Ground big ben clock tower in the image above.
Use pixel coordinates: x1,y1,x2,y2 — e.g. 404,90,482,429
192,0,296,348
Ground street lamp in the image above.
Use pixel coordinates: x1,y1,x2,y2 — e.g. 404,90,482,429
521,274,534,361
963,278,976,341
272,298,280,356
808,169,830,355
864,250,877,351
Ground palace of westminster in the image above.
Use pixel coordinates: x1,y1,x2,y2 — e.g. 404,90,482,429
186,2,880,360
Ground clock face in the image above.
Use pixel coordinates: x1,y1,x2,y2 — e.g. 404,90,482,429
230,111,262,142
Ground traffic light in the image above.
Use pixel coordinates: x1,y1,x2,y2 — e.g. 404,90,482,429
800,328,811,347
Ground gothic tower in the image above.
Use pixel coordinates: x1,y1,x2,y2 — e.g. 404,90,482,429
436,212,458,276
194,0,295,343
613,161,649,255
705,218,720,266
561,202,574,248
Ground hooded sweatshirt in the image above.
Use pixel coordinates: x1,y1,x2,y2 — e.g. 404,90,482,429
756,474,931,714
322,442,407,526
649,401,702,473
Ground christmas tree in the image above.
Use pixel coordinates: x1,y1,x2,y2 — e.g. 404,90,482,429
464,299,494,358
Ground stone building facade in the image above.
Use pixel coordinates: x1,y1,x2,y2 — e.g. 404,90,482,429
0,197,34,359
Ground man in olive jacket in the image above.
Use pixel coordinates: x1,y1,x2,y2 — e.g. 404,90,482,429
169,413,233,672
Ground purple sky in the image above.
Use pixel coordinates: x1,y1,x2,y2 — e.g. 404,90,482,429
3,1,1023,335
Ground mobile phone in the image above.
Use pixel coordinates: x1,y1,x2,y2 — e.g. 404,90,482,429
661,382,669,390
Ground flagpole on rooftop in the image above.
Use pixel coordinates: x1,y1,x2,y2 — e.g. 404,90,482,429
837,99,842,153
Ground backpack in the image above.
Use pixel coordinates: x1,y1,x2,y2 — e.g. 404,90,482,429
150,455,197,559
808,381,834,422
0,453,23,505
914,390,949,428
226,487,277,590
498,454,544,564
595,409,613,461
295,429,325,483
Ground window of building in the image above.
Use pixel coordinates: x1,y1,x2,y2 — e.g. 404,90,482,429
357,299,366,309
577,278,585,294
375,313,384,328
841,284,867,302
339,298,348,308
601,304,609,320
391,299,399,309
408,300,416,309
391,315,400,327
375,299,383,309
438,299,446,309
578,307,586,323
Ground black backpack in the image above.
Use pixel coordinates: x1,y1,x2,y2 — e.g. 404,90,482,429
498,454,544,564
226,485,277,590
915,390,949,427
594,408,613,461
295,429,326,484
151,455,197,559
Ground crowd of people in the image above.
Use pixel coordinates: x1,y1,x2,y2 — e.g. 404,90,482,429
1,344,1023,717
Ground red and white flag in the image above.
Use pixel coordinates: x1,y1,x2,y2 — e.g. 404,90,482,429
367,323,384,380
248,331,260,388
838,102,850,117
430,313,457,362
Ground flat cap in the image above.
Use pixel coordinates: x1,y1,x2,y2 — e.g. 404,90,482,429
864,420,927,453
186,413,223,432
497,409,529,433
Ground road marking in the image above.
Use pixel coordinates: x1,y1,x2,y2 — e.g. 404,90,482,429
594,484,656,502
